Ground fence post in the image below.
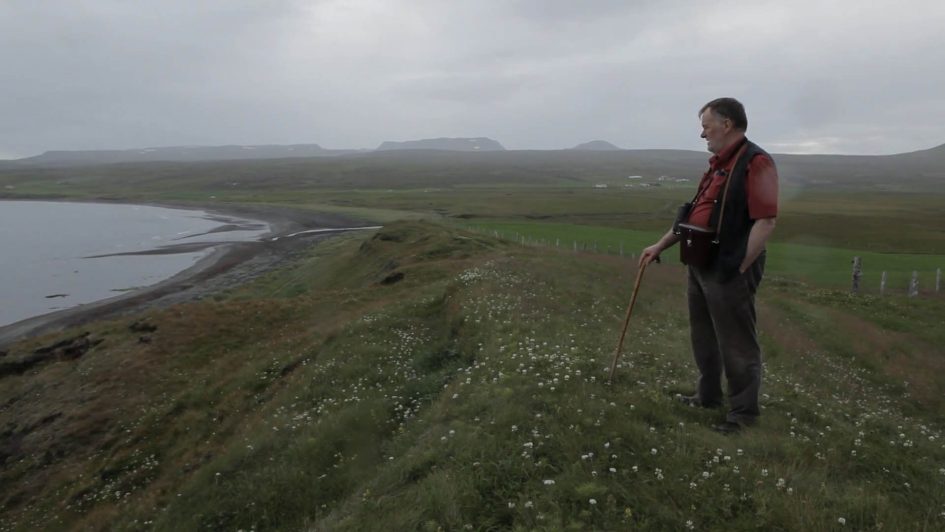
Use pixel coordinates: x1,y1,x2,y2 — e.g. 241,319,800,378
620,242,624,257
851,256,862,295
573,241,577,253
880,271,887,296
909,271,919,298
556,238,560,248
937,268,941,292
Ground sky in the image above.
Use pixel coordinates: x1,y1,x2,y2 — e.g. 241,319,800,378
2,0,944,159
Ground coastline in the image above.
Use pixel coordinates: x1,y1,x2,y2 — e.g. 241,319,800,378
0,200,375,348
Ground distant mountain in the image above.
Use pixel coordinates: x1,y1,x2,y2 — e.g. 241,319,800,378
2,144,944,193
376,137,505,152
17,144,360,166
888,141,945,162
571,140,622,151
358,144,945,189
4,140,943,191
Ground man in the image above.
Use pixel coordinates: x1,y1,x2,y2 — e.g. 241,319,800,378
639,97,778,434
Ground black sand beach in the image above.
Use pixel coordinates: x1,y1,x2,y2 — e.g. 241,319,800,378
0,202,374,348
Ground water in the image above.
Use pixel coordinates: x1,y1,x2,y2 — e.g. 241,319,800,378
0,200,270,327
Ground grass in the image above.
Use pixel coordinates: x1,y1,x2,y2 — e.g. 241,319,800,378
3,221,944,530
2,153,944,529
460,219,945,291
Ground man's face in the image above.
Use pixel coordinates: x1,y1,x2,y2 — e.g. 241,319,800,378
700,109,730,154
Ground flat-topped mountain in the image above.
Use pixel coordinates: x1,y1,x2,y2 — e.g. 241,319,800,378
17,144,359,166
571,140,622,151
376,137,505,152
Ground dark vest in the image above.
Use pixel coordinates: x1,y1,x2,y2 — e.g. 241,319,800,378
706,139,773,281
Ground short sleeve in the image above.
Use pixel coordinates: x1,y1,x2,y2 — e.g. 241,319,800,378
746,154,779,220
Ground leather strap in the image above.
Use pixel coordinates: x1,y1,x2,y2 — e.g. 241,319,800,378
712,141,749,244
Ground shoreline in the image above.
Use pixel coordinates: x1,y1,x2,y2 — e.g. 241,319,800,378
0,199,376,348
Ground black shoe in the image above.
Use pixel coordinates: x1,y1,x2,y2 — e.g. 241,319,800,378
712,421,743,434
676,394,721,409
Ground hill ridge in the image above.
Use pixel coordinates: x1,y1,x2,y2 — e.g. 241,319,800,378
16,143,358,166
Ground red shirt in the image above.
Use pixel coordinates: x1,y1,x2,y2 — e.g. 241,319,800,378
687,137,779,229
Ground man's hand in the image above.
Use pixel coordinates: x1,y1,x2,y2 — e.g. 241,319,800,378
639,244,663,267
738,217,776,273
639,228,680,268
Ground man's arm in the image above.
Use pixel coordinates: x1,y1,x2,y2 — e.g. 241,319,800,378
639,228,680,267
739,217,776,273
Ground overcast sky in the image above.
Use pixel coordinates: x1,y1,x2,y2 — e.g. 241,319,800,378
2,0,944,159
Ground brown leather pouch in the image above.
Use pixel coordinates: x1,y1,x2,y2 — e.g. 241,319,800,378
677,223,717,268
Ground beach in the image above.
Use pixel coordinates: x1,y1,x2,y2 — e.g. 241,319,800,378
0,201,371,348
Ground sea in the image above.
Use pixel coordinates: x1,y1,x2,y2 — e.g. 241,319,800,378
0,200,269,327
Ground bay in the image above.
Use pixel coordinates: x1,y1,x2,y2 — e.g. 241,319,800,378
0,200,269,327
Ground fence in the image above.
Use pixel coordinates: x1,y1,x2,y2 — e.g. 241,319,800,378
474,227,640,260
460,225,943,298
851,256,942,298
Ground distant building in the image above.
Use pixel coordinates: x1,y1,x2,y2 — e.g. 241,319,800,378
627,175,642,179
594,184,609,188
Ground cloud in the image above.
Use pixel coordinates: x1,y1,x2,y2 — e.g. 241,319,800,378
1,0,943,157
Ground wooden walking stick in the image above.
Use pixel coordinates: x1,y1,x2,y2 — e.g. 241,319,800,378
608,260,650,384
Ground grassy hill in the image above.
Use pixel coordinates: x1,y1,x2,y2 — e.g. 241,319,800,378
3,221,944,530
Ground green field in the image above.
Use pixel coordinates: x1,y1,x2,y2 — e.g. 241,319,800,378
2,155,945,530
459,220,944,292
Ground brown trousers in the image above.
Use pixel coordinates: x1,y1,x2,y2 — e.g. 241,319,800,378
687,254,765,425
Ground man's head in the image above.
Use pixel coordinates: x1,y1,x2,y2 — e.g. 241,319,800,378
699,97,747,154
